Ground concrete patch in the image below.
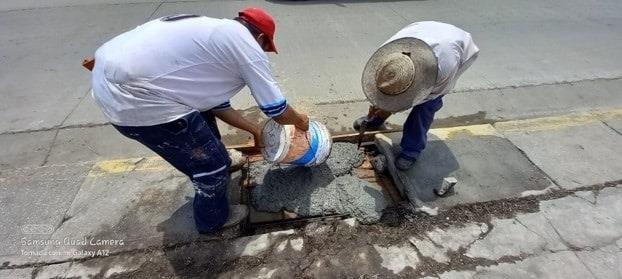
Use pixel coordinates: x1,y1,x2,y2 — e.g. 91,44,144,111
29,247,163,279
290,238,304,252
574,190,597,204
466,215,566,260
437,270,477,279
0,130,56,168
247,267,279,279
376,128,552,208
33,262,71,279
540,193,622,249
232,230,295,257
275,240,288,253
0,164,90,263
409,223,488,263
45,125,154,165
0,268,33,279
342,218,357,227
596,186,622,217
43,166,199,262
520,184,557,197
576,245,622,279
250,143,387,224
373,244,420,274
498,120,622,189
471,251,595,278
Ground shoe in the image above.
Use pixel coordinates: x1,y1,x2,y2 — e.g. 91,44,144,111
222,204,249,228
198,205,249,237
395,153,417,171
228,149,245,172
353,116,386,131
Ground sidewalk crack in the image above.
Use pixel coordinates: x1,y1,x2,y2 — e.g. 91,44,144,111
514,217,548,243
512,144,562,189
573,193,597,205
147,1,164,20
386,4,409,24
601,120,622,136
572,250,599,279
543,215,580,251
40,88,91,166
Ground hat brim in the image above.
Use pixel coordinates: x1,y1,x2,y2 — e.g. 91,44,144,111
362,37,438,112
266,36,278,54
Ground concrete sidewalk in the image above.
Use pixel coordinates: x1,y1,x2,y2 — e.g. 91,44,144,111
13,184,620,278
1,109,621,278
376,109,622,212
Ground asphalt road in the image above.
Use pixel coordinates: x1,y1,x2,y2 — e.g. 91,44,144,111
2,0,622,169
1,0,621,133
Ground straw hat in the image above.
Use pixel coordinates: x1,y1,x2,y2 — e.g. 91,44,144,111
362,37,438,112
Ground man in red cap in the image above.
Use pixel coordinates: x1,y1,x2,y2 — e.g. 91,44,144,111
91,8,309,234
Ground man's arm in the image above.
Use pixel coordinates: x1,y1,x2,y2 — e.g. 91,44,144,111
212,108,263,147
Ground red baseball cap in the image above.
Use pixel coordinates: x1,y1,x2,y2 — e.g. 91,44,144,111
238,7,278,53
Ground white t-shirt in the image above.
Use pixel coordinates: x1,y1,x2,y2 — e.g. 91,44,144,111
92,15,287,126
385,21,480,102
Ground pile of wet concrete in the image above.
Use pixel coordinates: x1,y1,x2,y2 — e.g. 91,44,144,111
249,143,388,224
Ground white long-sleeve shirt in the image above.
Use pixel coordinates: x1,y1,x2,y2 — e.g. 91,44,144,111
385,21,480,103
92,15,287,126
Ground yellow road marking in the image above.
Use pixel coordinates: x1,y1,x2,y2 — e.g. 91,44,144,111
88,156,169,177
494,113,598,132
429,124,501,140
495,108,622,132
591,108,622,121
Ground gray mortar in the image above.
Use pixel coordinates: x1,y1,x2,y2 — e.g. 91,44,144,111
324,142,365,176
250,143,386,224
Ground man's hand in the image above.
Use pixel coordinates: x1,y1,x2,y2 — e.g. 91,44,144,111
212,108,263,146
368,106,392,120
273,105,310,131
295,113,310,131
253,129,264,149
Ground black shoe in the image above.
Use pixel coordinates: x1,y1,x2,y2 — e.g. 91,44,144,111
353,116,386,131
395,153,417,171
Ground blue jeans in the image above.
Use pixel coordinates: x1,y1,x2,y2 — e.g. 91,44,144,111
113,111,231,234
400,96,444,160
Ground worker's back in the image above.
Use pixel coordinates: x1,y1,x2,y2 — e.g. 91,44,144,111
386,21,480,101
91,15,269,126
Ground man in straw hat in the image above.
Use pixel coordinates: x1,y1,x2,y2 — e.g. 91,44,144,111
354,21,479,170
91,7,309,234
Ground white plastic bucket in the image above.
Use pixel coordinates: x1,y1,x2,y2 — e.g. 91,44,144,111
261,119,332,166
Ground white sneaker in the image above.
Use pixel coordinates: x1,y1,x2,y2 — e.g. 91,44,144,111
228,149,245,171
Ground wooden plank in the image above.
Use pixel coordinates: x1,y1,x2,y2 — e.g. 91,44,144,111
377,173,404,204
227,142,260,155
331,129,401,144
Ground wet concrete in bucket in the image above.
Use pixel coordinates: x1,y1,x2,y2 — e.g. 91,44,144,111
250,143,388,224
